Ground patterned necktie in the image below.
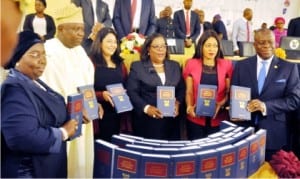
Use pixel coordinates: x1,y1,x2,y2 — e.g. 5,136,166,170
258,61,267,94
185,11,190,36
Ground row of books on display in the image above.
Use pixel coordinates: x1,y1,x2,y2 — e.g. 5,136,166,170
94,121,266,178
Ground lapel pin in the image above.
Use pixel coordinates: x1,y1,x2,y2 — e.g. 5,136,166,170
274,65,278,69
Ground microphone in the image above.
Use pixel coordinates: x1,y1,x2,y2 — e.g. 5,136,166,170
148,67,155,73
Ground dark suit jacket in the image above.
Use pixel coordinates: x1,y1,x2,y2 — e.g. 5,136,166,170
72,0,112,39
287,17,300,37
72,0,112,53
156,17,175,38
231,56,300,150
127,59,185,138
1,69,68,178
173,10,200,42
23,13,56,40
112,0,156,40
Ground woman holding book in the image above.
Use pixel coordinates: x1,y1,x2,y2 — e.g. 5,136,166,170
183,30,233,140
1,31,78,178
127,33,185,140
90,27,129,142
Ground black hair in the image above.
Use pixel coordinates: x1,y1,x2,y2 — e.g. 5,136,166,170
140,33,170,62
193,29,223,60
90,27,123,67
36,0,47,7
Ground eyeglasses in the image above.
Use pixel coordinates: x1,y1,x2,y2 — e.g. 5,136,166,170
26,51,47,59
151,44,167,50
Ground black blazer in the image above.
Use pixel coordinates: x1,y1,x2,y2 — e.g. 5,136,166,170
23,13,56,40
127,59,185,116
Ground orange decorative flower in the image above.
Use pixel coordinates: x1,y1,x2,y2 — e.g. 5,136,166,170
274,48,286,59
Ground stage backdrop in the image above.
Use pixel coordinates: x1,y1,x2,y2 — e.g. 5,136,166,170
19,0,300,40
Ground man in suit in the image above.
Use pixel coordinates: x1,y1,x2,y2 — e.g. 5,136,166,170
287,16,300,37
156,6,175,38
112,0,156,40
72,0,112,54
194,9,213,37
173,0,200,48
231,29,300,161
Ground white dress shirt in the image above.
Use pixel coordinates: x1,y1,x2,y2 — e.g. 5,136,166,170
132,0,142,29
232,17,254,51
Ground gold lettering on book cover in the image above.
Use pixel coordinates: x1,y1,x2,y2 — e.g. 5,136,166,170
164,100,170,107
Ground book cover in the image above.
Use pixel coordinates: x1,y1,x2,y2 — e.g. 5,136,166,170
106,83,133,113
77,84,99,120
113,148,142,178
171,153,197,178
111,135,135,148
142,138,169,144
246,134,260,176
196,149,219,178
220,120,237,129
230,85,251,120
93,139,118,178
153,147,180,155
221,126,236,133
233,139,249,178
195,84,217,117
67,93,83,140
216,145,237,178
178,145,203,154
159,143,185,148
119,133,144,141
208,132,225,139
256,129,267,166
125,144,154,153
157,86,175,117
133,140,161,147
140,153,171,178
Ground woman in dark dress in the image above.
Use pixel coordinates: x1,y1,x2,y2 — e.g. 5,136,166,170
1,31,78,178
127,33,185,140
90,27,129,142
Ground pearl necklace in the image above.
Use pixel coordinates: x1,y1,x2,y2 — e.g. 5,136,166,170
153,63,164,67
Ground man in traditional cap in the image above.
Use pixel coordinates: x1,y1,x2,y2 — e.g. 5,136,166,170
40,3,103,178
1,0,22,83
